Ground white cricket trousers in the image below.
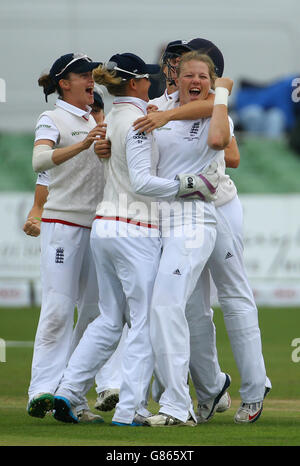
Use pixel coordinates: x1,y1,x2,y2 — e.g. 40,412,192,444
208,195,268,402
28,222,99,400
150,201,217,422
185,265,225,404
28,222,124,405
55,219,161,424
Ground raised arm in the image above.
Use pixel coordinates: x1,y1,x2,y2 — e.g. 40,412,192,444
32,125,103,172
207,78,233,150
133,94,214,134
224,136,240,168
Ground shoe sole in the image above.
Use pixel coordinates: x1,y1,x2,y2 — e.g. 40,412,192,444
112,421,145,427
146,418,197,427
53,396,78,424
205,374,231,421
78,417,104,424
95,393,119,412
216,392,231,413
146,422,197,427
28,394,54,418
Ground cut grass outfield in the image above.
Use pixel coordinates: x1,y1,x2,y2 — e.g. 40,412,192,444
0,306,300,447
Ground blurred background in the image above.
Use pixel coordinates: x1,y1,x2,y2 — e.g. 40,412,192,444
1,0,300,308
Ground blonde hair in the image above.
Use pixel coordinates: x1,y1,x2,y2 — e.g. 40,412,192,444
93,65,128,96
178,51,218,89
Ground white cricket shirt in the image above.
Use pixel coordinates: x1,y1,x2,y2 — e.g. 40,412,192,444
95,96,179,227
155,117,234,179
150,90,238,207
34,99,104,227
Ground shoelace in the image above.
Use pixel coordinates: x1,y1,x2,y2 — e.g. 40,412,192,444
241,402,262,410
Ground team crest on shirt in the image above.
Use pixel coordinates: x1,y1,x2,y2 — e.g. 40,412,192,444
184,122,200,141
55,247,64,264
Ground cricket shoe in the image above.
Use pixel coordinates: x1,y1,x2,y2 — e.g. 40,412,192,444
234,401,263,424
53,396,78,424
111,421,146,427
264,386,271,399
234,385,271,424
111,412,152,427
27,393,54,418
77,409,104,423
94,389,120,412
197,373,231,423
216,391,231,413
145,413,197,427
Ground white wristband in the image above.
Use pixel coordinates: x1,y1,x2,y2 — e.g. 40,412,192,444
32,144,55,172
214,87,229,106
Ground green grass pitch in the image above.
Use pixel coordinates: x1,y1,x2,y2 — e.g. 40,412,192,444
0,306,300,447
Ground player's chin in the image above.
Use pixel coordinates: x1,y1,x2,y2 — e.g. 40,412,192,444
187,95,202,103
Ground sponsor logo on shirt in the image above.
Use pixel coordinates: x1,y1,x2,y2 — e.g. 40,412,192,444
36,124,52,131
133,131,147,144
71,131,89,136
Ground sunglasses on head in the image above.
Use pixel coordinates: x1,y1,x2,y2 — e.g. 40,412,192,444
55,53,93,77
105,61,149,80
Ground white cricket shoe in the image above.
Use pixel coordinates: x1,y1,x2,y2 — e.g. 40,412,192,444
133,412,153,426
145,413,197,427
234,401,263,424
216,391,231,413
77,409,104,423
94,389,120,412
197,373,231,423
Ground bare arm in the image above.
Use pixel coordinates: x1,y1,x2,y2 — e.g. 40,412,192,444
225,137,240,168
23,184,48,237
207,78,233,150
133,94,214,133
34,124,103,168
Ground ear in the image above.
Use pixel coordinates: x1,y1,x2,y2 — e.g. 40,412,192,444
58,78,71,92
128,78,137,91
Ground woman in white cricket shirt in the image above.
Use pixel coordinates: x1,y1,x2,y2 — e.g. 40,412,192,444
145,51,234,426
135,40,271,424
24,91,126,414
27,53,105,423
52,52,218,426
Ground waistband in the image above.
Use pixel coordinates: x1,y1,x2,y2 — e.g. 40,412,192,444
41,218,91,229
94,216,158,229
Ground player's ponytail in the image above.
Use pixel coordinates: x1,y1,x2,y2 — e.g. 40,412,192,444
93,65,128,96
38,73,62,102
